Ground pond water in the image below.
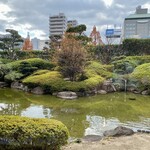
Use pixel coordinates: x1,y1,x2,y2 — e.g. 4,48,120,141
0,88,150,138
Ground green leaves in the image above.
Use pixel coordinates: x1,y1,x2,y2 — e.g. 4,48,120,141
0,29,23,60
0,116,69,149
123,39,150,56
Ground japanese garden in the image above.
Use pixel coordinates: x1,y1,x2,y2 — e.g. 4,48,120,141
0,26,150,149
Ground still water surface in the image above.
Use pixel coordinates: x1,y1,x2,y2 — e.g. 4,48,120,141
0,88,150,137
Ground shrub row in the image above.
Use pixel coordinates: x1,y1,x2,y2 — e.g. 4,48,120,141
123,38,150,56
0,50,52,60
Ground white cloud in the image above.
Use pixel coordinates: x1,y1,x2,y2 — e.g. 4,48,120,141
5,23,32,31
101,0,114,8
30,30,47,40
0,4,11,13
0,4,16,22
116,3,125,9
96,12,107,20
143,3,150,11
5,23,47,39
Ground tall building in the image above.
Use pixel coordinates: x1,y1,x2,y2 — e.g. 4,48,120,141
67,20,78,28
22,32,33,51
90,26,103,45
49,13,67,36
124,6,150,39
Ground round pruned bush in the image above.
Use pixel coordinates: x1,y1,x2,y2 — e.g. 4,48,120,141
0,115,69,150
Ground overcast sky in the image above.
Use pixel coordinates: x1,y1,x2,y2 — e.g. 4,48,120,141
0,0,150,40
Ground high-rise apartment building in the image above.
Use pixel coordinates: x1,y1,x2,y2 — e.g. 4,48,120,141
124,6,150,39
49,13,67,36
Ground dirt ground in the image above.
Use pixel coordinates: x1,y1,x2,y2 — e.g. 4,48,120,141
62,133,150,150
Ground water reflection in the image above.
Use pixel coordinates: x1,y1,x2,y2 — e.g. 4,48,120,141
85,116,121,136
21,105,52,118
0,103,22,115
0,88,150,138
85,115,150,136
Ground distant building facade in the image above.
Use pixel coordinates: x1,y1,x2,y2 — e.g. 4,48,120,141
67,20,78,28
90,26,103,45
31,37,49,50
49,13,67,36
124,6,150,39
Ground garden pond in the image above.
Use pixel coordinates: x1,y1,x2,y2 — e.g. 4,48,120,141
0,88,150,138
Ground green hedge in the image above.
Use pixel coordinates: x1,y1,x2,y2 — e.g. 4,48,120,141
0,50,52,60
23,70,104,93
122,38,150,56
0,115,69,150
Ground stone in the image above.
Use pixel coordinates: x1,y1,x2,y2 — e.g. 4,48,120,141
57,91,78,99
31,86,44,95
127,87,137,92
23,86,30,92
0,82,8,88
141,90,150,95
101,80,116,93
52,92,57,96
103,126,134,137
133,90,141,94
11,81,24,90
82,135,102,142
97,90,107,94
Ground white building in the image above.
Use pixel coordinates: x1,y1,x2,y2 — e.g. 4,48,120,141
67,20,78,28
49,13,67,36
124,6,150,39
31,37,49,50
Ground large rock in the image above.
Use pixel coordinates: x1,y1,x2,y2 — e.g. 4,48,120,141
11,81,24,90
57,91,78,99
103,126,134,137
0,82,8,88
141,90,150,95
101,80,116,93
31,86,44,95
97,90,107,94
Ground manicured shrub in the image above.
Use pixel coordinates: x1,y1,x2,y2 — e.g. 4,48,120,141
112,55,150,74
18,62,38,76
130,63,150,89
23,70,105,93
4,71,23,82
84,61,113,79
0,58,12,64
7,58,55,71
0,64,12,81
0,115,69,150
